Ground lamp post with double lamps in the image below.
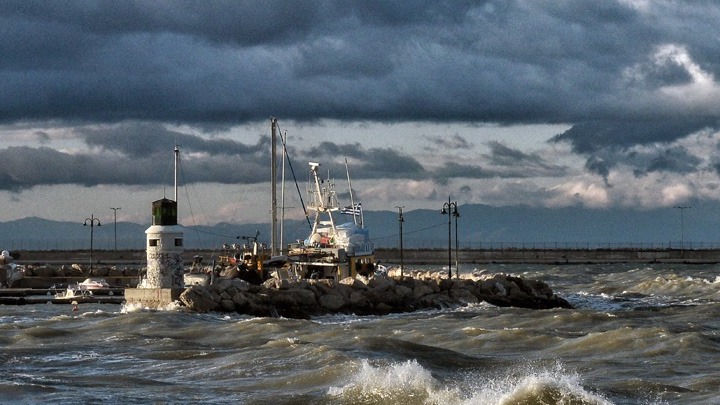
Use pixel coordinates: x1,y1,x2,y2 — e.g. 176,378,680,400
83,215,101,272
440,198,459,278
396,206,404,277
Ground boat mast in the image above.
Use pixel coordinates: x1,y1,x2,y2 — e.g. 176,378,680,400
174,145,179,203
280,130,287,255
271,118,279,256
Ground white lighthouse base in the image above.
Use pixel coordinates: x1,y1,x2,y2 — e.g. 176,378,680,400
124,287,185,308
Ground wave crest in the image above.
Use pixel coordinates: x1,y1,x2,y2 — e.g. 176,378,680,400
328,359,613,405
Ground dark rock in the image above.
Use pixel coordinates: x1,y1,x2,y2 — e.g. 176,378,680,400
180,286,218,312
319,294,345,311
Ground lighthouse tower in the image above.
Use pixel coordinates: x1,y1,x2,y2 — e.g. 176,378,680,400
144,198,184,288
125,147,186,307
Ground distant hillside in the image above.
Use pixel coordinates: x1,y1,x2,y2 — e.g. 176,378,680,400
1,202,718,251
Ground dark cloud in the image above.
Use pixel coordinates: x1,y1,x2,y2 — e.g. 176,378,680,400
2,0,720,198
434,142,567,183
551,119,719,154
0,143,270,192
424,133,472,150
34,131,51,143
79,122,266,158
1,0,718,136
303,141,426,180
644,146,702,174
0,122,274,191
0,127,431,191
485,141,562,173
584,156,612,185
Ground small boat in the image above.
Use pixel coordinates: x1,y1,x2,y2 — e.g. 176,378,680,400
55,284,93,300
78,278,110,291
1,250,25,288
184,255,212,286
282,161,376,281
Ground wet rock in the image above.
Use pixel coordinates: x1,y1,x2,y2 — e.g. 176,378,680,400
319,294,345,311
450,288,479,304
92,267,109,277
31,265,55,278
285,288,318,307
179,286,218,312
107,267,125,277
59,264,80,277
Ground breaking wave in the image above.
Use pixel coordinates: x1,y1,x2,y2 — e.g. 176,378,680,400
328,359,613,405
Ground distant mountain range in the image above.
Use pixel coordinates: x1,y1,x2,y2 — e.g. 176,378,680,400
1,202,718,251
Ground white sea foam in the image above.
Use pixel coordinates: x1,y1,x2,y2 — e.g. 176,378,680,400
463,364,613,405
327,359,614,405
120,300,182,313
327,359,454,404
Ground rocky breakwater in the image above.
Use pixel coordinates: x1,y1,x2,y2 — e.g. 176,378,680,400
14,264,140,288
179,271,573,318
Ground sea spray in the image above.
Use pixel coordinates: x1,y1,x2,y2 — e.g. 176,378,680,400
327,359,458,404
462,363,612,405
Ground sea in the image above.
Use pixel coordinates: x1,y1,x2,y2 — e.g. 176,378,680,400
0,263,718,405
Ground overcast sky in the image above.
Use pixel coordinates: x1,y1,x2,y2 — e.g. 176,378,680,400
1,0,720,228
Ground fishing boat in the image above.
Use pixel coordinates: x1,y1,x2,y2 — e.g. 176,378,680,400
281,162,376,280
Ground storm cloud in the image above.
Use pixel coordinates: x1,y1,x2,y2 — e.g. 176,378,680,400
2,1,720,222
1,1,718,133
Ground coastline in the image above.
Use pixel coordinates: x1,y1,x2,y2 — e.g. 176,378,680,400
9,247,720,266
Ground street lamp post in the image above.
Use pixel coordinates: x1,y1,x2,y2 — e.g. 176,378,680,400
674,205,691,254
396,206,404,277
83,214,101,272
454,207,460,276
440,197,459,278
110,207,121,251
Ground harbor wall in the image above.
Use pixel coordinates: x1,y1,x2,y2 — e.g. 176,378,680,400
9,247,720,266
375,248,720,264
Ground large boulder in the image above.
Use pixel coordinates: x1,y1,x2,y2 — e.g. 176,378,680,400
31,265,55,278
92,267,109,277
180,286,218,312
285,288,318,307
450,288,479,304
319,294,346,311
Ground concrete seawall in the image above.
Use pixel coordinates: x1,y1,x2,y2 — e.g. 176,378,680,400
375,248,720,264
10,247,720,266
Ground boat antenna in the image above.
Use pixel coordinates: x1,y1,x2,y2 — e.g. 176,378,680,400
345,158,359,227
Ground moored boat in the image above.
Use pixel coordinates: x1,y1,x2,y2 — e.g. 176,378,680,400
78,277,110,291
282,162,376,280
55,283,93,300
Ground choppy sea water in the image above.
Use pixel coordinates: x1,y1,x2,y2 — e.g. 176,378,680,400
0,263,718,404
